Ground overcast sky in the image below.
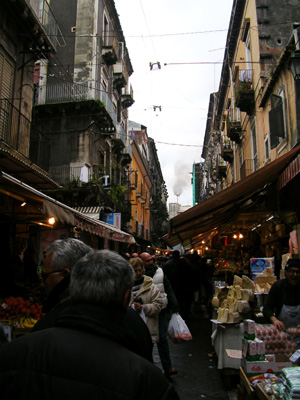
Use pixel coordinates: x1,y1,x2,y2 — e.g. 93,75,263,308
114,0,233,207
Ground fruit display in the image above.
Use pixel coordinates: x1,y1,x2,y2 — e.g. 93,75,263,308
255,324,297,357
0,296,44,328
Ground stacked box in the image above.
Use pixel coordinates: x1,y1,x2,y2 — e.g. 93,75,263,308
242,338,258,361
244,319,256,340
255,338,265,361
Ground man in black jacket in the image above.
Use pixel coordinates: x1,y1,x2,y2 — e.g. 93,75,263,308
32,238,153,362
0,250,180,400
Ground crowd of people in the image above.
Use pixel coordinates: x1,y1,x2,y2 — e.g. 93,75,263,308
0,239,215,399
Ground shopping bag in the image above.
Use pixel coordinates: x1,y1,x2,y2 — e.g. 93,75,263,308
167,313,192,343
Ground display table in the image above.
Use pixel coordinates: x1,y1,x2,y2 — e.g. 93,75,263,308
211,320,244,370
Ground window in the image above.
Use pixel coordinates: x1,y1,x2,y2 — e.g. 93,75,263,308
239,146,244,179
103,13,109,46
0,49,14,142
269,90,286,149
250,117,258,172
245,29,252,70
265,134,270,160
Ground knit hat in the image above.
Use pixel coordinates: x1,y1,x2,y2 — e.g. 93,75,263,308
285,258,300,270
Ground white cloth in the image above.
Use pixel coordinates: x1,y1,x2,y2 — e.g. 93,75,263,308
211,322,244,370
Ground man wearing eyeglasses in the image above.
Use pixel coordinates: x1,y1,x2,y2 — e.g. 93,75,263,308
32,239,154,363
32,238,93,332
263,258,300,331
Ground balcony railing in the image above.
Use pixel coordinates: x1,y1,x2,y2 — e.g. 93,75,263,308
37,0,65,49
234,69,255,115
240,159,258,180
48,165,98,185
113,61,128,89
0,99,30,156
36,82,90,104
35,82,117,130
101,36,119,65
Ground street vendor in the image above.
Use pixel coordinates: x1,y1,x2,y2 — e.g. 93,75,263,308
263,258,300,331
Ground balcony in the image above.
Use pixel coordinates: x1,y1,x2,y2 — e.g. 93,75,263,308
130,171,138,189
121,85,134,109
34,83,116,134
0,99,30,156
113,61,128,89
217,157,227,178
221,142,234,163
101,36,119,65
48,165,98,186
10,0,63,56
140,191,147,204
227,120,242,143
136,182,146,199
235,69,255,115
113,123,126,149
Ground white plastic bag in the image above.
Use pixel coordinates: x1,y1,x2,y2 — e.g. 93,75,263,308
167,313,192,343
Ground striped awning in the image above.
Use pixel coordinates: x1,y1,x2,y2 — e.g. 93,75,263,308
278,153,300,190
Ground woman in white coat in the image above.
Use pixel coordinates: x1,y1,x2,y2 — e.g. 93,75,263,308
129,257,163,344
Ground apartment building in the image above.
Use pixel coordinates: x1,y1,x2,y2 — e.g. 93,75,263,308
128,121,169,250
166,0,300,253
29,0,134,228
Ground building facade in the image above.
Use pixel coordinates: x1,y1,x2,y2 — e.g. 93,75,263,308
29,0,135,235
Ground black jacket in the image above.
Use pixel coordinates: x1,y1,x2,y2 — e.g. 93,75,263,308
263,278,300,319
0,303,179,400
145,264,179,313
32,279,153,362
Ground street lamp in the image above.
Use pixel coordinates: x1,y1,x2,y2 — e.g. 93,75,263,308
290,50,300,81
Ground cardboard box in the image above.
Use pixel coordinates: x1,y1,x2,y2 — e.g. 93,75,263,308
242,354,292,375
244,319,256,340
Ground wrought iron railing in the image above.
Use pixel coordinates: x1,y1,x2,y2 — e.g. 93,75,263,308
48,165,98,185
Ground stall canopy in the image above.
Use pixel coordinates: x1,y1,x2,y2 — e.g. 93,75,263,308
0,171,135,244
164,145,300,248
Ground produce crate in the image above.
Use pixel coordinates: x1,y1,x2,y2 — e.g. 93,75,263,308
239,367,256,399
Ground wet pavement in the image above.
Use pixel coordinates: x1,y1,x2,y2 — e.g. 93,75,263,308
153,304,238,400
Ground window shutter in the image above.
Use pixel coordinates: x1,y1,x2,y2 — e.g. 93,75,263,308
269,107,277,149
0,51,14,141
269,94,285,149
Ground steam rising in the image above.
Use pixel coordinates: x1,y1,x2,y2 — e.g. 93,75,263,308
173,162,190,197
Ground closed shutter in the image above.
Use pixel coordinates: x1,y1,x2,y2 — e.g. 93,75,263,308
269,94,284,149
0,51,14,141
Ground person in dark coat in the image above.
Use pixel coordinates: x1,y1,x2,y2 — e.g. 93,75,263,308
0,250,180,400
32,238,153,362
263,258,300,331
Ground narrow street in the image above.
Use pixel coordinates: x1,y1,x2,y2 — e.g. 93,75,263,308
153,304,238,400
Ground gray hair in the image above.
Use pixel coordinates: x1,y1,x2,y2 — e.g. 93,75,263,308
47,238,93,272
70,250,135,308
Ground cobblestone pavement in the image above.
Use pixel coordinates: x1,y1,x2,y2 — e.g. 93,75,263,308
153,304,238,400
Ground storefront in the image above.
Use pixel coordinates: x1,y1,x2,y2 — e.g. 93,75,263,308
164,145,300,278
0,170,135,297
